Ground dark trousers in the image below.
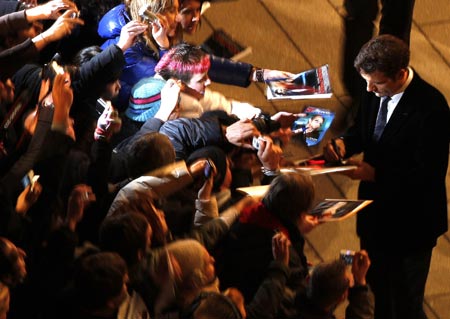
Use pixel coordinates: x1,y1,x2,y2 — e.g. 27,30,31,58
362,246,432,319
343,0,416,97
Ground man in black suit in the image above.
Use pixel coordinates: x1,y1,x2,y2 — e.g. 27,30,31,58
324,35,449,319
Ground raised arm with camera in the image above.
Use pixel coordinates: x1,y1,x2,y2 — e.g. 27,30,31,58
32,9,84,51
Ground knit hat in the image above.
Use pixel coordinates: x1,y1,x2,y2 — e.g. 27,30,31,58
125,77,166,122
165,239,207,288
187,146,228,192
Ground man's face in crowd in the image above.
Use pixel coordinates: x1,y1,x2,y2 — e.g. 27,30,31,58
360,69,407,98
187,71,211,96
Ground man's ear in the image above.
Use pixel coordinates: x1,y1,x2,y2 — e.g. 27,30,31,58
395,68,408,81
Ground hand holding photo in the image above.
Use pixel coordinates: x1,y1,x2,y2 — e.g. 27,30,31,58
266,64,332,100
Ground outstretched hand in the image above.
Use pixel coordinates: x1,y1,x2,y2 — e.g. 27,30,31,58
261,69,295,82
225,119,260,148
41,9,84,43
272,232,291,266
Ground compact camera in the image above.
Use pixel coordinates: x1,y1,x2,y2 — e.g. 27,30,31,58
251,113,281,135
339,249,355,265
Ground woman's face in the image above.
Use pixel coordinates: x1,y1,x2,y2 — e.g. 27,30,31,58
178,0,202,34
161,0,181,37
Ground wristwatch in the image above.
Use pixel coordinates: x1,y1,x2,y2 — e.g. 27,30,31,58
254,68,265,83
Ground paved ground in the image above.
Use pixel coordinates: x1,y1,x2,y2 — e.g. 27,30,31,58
186,0,450,317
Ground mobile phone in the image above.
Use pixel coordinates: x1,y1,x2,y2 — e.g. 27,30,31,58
41,53,64,92
70,11,80,19
204,159,215,179
21,170,39,191
139,5,160,26
179,82,203,100
95,98,108,116
339,249,355,265
252,136,264,150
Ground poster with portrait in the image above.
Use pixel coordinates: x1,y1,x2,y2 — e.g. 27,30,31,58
291,106,335,146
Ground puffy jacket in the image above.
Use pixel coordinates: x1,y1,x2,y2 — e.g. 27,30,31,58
98,4,166,110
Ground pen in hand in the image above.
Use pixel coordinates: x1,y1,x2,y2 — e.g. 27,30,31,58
331,138,347,165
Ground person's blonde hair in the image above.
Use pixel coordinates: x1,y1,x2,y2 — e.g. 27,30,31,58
128,0,181,57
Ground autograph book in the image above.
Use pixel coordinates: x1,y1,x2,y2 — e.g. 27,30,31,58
310,199,373,222
266,64,332,100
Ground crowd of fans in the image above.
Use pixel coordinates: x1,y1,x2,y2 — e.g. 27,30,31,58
6,0,438,319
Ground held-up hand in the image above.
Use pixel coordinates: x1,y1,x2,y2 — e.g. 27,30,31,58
66,184,96,231
40,9,84,43
323,138,346,163
257,136,282,171
272,232,291,266
27,0,77,20
351,250,371,286
51,72,76,139
270,112,307,145
15,180,42,215
188,158,210,179
116,20,148,51
24,0,76,21
155,79,181,121
197,160,217,200
151,13,171,49
94,102,122,141
270,111,304,129
225,119,260,148
298,213,319,235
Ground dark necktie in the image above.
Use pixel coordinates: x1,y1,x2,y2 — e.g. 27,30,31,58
373,96,391,141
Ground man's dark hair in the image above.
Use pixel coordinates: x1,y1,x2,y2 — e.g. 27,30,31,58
73,252,127,311
127,132,176,178
72,46,103,66
354,34,410,79
306,259,349,310
99,213,150,267
183,291,242,319
262,173,315,225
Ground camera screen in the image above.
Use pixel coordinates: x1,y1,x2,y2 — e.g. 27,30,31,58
339,249,355,265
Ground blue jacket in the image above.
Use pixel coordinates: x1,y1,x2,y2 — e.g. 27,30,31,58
98,4,167,110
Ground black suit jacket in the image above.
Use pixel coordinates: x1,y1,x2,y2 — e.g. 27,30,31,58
343,71,449,253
